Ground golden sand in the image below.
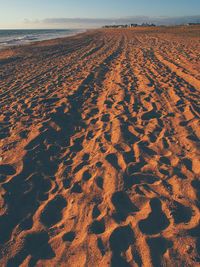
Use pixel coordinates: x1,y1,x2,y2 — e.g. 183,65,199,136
0,26,200,266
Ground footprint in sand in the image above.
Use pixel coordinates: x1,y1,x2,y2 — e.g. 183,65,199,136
89,219,105,234
92,204,101,219
0,164,16,176
97,237,106,256
123,150,136,164
82,169,92,181
109,225,135,267
105,153,121,170
111,191,139,222
71,181,82,193
139,198,169,235
170,201,192,224
147,237,173,267
40,195,67,227
62,231,75,242
124,171,159,191
95,176,104,189
7,231,55,266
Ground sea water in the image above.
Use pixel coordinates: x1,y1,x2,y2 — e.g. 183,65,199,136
0,29,85,47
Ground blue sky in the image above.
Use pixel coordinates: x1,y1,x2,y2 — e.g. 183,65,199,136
0,0,200,28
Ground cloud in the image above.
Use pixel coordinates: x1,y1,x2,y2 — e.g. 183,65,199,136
21,15,200,28
22,18,41,24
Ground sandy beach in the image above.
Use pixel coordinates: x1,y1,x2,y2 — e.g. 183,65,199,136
0,26,200,266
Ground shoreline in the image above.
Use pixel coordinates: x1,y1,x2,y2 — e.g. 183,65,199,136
0,28,87,49
0,24,199,51
1,24,199,50
0,26,200,266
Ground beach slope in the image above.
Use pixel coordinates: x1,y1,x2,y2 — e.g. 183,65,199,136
0,26,200,266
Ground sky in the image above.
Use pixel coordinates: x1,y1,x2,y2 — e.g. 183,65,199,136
0,0,200,29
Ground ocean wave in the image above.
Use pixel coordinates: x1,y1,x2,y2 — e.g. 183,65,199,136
0,29,85,47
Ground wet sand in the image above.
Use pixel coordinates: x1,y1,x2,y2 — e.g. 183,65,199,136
0,26,200,266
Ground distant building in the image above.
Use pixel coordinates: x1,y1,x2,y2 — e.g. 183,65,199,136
188,23,200,25
129,24,138,27
141,23,156,27
103,23,155,28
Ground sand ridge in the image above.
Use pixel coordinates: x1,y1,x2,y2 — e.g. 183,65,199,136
0,26,200,266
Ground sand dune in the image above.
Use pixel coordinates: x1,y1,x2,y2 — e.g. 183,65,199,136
0,26,200,266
